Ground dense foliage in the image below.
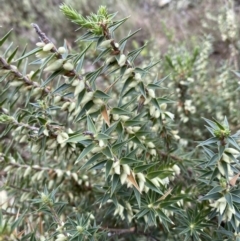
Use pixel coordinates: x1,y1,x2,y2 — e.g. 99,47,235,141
1,1,240,241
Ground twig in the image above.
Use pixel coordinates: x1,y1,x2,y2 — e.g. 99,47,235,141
31,23,92,92
158,150,183,161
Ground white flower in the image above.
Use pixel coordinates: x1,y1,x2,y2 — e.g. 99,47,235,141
172,164,181,175
55,234,67,241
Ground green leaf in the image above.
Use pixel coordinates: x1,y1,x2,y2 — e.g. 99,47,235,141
202,117,218,129
206,153,219,167
94,90,111,99
87,115,97,134
81,153,103,170
128,43,147,63
231,194,240,204
41,69,63,87
11,210,27,230
197,137,219,147
147,170,172,179
145,178,163,194
199,192,222,201
111,174,119,194
0,29,13,47
93,47,111,64
89,160,107,170
138,81,146,98
102,146,113,158
7,46,18,63
109,16,129,32
124,120,145,127
96,133,111,140
86,66,103,85
67,134,88,143
227,137,240,151
134,164,155,173
133,187,141,207
75,142,95,163
136,208,150,219
157,97,175,105
120,157,142,165
105,160,113,179
119,29,141,51
112,137,133,152
14,47,42,62
111,107,131,115
207,186,223,195
165,55,174,69
53,83,71,94
225,193,233,210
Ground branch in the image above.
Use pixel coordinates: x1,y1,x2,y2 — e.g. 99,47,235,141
31,23,92,92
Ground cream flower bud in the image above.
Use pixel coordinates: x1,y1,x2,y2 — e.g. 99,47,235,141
150,177,160,187
160,103,167,110
58,46,66,54
56,233,67,241
126,126,134,134
120,115,130,122
172,164,181,175
99,139,105,147
149,149,156,156
99,39,112,48
134,73,142,81
113,114,119,120
132,126,141,132
43,42,54,52
68,102,76,112
71,172,78,182
57,132,69,144
93,98,104,105
43,129,49,136
74,81,85,96
19,135,28,143
61,101,70,111
123,68,135,77
32,87,42,96
165,111,175,120
36,42,45,47
137,172,146,182
128,80,138,88
149,105,156,117
10,81,24,87
118,54,127,67
222,153,231,163
105,56,115,65
54,95,61,103
81,92,94,105
63,62,74,71
225,148,239,155
120,172,128,184
31,143,40,153
148,89,155,98
154,109,160,119
24,166,32,178
122,164,131,175
44,59,64,72
113,161,120,175
72,79,80,86
147,142,155,148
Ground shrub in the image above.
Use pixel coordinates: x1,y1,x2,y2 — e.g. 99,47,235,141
1,3,240,241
